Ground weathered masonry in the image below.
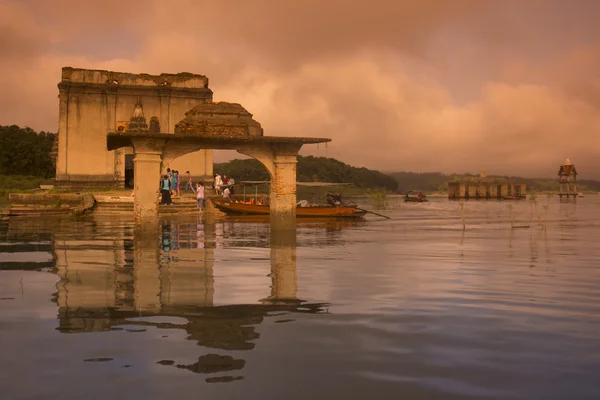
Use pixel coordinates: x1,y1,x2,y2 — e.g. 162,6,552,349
448,178,526,200
107,101,330,223
55,67,213,187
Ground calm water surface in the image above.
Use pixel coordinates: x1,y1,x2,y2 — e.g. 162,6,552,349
1,197,600,399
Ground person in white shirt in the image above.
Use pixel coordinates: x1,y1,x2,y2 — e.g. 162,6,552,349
222,187,231,200
214,173,223,195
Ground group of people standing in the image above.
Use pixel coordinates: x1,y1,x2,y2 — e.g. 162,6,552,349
214,173,235,199
159,168,205,211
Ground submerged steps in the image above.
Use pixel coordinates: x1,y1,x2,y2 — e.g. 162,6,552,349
95,193,202,216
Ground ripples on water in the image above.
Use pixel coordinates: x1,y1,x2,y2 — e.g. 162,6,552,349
1,197,600,399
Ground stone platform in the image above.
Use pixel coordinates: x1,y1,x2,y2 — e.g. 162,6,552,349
94,192,223,216
5,191,224,217
5,193,96,216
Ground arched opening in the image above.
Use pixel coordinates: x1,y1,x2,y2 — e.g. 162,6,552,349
107,102,329,222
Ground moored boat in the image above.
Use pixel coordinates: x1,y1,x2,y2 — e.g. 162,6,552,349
212,198,366,218
404,191,427,202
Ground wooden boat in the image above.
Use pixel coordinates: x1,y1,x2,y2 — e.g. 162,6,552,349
404,191,427,202
212,199,366,218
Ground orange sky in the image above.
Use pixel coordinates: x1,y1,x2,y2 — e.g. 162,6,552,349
1,0,599,178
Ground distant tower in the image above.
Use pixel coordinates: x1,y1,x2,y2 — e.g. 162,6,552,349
558,158,578,198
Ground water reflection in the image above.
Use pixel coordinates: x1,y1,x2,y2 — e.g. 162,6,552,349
48,216,328,378
4,197,600,398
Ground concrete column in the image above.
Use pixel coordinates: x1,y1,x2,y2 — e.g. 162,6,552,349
468,185,477,198
56,91,69,179
105,92,117,177
270,154,297,225
489,185,498,198
131,138,167,222
478,184,487,199
204,149,213,180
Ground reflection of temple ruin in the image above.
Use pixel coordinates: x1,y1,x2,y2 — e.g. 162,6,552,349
47,217,326,375
448,170,526,200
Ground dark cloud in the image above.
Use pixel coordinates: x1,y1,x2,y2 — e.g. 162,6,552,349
0,0,599,178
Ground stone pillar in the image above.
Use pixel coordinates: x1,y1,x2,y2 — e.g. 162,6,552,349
478,184,487,199
270,154,297,225
467,185,477,198
56,91,69,180
131,138,166,222
489,185,498,198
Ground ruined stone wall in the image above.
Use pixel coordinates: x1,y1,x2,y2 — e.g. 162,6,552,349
56,67,215,185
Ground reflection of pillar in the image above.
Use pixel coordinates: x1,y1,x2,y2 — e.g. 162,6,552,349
264,221,299,303
159,220,215,308
131,138,166,222
270,154,297,225
133,229,161,312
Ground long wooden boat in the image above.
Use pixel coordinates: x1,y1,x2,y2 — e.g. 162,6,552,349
212,199,366,218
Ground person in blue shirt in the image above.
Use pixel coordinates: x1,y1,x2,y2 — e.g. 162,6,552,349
160,174,172,205
170,171,178,197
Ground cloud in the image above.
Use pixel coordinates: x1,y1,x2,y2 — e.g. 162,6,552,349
0,0,599,178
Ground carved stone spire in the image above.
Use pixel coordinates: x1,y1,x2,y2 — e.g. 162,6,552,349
127,98,149,131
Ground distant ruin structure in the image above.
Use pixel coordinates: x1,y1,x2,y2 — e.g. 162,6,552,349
448,170,526,200
55,67,213,187
558,158,578,198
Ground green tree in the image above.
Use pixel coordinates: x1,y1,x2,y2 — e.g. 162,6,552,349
0,125,56,178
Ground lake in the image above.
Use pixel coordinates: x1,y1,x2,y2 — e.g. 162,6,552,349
1,196,600,399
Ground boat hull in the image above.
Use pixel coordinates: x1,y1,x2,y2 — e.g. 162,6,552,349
212,199,366,218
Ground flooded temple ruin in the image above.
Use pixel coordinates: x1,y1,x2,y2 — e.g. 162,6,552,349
52,67,330,224
447,170,527,200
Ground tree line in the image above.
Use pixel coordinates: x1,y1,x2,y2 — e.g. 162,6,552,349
214,156,399,191
2,124,599,194
0,125,56,178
